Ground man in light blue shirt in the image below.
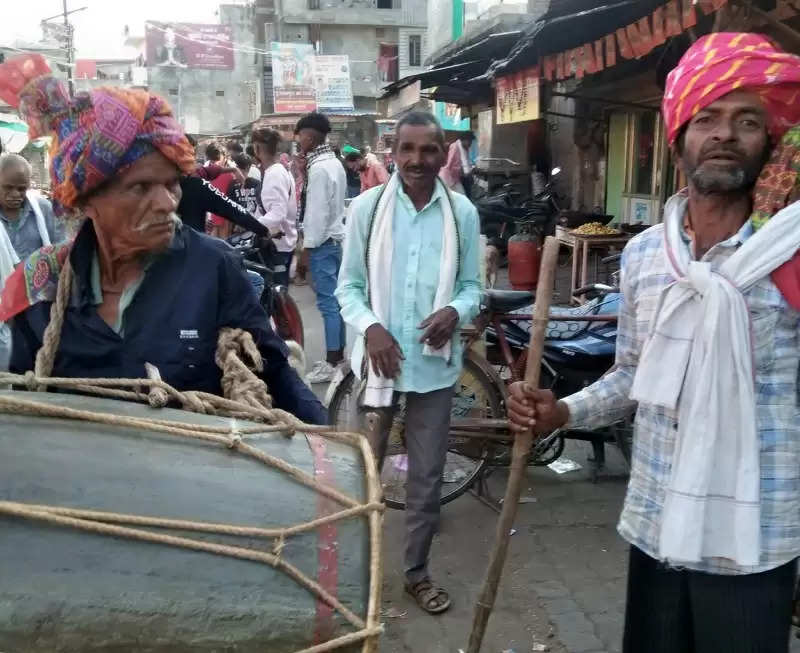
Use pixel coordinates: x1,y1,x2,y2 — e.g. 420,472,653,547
336,112,481,614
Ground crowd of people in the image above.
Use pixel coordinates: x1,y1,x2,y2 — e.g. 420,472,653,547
4,29,800,652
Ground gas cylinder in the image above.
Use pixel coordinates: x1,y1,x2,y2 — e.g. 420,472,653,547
508,220,542,291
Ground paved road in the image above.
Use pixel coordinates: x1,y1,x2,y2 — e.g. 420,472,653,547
291,283,800,653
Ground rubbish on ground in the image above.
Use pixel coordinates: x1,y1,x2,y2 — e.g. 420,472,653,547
443,467,468,483
499,496,537,504
380,607,407,618
547,457,582,474
532,643,549,652
509,528,517,536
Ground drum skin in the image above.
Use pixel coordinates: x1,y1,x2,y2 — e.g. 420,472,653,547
0,391,369,652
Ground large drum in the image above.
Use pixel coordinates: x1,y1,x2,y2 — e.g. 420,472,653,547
0,391,382,652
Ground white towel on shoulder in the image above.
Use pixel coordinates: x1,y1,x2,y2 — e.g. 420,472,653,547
630,193,800,567
363,174,458,407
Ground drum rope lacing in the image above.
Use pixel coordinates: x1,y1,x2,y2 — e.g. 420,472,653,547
0,259,385,653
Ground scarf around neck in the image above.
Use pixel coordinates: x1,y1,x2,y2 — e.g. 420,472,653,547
630,193,800,567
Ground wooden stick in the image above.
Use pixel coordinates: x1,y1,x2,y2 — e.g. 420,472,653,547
466,236,561,653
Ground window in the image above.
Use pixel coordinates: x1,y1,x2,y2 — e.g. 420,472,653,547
216,90,225,97
168,88,178,96
408,34,422,67
308,0,320,8
377,0,393,8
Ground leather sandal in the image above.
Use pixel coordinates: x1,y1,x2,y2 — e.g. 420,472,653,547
405,578,451,614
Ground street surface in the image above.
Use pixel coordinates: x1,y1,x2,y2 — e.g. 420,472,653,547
293,281,800,653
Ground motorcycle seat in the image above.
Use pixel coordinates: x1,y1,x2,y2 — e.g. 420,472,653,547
484,289,534,313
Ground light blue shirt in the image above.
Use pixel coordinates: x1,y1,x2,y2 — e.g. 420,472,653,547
336,180,482,394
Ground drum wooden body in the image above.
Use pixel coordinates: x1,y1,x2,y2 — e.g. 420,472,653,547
0,391,375,652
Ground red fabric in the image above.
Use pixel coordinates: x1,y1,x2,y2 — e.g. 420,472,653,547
773,254,800,310
208,172,235,226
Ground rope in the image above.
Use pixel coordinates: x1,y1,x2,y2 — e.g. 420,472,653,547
0,262,385,652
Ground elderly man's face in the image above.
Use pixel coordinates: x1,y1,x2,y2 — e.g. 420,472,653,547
83,151,182,255
0,163,31,214
395,124,446,189
678,90,770,194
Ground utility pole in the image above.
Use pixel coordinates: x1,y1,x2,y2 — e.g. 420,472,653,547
63,0,74,98
41,1,87,99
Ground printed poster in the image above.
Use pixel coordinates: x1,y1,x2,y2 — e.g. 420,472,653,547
314,55,354,112
146,22,234,70
271,42,317,113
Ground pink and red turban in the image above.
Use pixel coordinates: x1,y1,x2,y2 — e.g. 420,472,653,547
0,54,195,214
662,32,800,146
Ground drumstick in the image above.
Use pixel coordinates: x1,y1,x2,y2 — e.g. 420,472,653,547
466,235,560,652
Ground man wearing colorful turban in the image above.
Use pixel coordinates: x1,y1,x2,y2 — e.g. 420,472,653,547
506,33,800,652
0,54,326,425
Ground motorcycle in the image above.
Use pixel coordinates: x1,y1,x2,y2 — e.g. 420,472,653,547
482,255,631,479
477,167,562,259
226,231,305,349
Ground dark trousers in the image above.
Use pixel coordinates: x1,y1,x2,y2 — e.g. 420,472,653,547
461,174,473,199
273,251,293,288
367,386,454,585
623,546,797,653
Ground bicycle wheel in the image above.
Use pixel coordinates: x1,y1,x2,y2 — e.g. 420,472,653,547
328,353,504,510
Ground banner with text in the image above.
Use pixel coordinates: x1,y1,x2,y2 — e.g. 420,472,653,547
146,22,234,70
496,67,540,124
314,55,354,112
271,42,317,113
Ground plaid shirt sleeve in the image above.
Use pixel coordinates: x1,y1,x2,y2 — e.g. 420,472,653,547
562,245,639,429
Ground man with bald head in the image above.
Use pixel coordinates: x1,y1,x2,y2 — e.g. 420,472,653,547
0,153,63,260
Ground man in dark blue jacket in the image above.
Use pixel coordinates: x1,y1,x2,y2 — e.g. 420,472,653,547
0,58,326,425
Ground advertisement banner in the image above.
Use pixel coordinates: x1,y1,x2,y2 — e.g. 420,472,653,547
314,55,354,112
496,66,540,124
145,22,234,70
434,101,470,131
271,42,317,113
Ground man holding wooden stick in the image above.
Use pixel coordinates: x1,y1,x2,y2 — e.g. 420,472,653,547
509,33,800,653
337,112,481,614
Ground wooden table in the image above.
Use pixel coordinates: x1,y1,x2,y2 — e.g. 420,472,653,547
555,226,631,303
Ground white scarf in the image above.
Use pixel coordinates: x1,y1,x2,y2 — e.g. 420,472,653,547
630,193,800,567
0,191,51,371
363,174,459,407
0,190,51,285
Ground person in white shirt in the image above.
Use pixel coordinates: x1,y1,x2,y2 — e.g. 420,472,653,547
251,128,297,288
294,112,346,384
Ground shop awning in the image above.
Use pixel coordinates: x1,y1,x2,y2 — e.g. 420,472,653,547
493,0,730,80
0,116,29,153
381,60,488,95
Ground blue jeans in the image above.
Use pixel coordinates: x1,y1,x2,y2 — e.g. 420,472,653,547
247,269,265,302
309,239,345,352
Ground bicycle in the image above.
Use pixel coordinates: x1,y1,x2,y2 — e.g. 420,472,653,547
328,279,630,510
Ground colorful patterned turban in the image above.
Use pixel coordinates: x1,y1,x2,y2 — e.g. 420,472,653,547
662,33,800,146
0,54,195,214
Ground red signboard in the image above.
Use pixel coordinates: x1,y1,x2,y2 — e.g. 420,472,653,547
145,22,234,70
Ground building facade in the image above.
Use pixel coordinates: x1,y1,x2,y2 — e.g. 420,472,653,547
146,4,263,136
274,0,427,111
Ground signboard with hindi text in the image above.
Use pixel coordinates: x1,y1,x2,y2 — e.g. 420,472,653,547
314,55,354,112
496,67,540,124
145,22,234,70
271,42,317,113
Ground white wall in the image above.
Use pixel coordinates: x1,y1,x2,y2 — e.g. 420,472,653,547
427,0,452,58
398,27,427,79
